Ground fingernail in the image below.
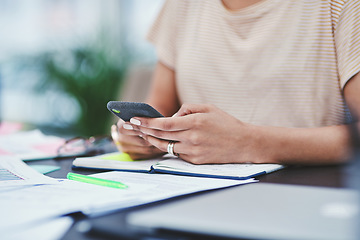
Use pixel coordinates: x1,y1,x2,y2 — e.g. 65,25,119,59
123,124,133,130
130,118,141,126
111,125,117,133
111,125,119,139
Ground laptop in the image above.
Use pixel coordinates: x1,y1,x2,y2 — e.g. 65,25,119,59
126,183,359,240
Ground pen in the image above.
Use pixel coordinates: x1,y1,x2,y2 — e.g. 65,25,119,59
67,172,128,189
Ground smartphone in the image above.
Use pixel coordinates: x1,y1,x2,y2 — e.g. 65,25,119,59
107,101,164,122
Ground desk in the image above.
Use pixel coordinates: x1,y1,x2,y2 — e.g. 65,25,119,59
26,157,351,240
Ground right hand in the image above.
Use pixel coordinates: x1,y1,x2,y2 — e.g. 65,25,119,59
111,120,165,160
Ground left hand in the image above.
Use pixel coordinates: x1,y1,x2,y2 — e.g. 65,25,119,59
129,104,263,164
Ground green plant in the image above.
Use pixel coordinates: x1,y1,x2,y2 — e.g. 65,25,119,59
38,41,129,137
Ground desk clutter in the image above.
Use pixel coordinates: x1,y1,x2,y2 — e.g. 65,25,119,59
0,154,255,239
1,126,358,240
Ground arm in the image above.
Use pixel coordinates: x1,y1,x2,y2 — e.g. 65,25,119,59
239,73,359,165
146,62,181,117
266,73,360,164
262,73,360,165
112,61,180,159
130,73,360,165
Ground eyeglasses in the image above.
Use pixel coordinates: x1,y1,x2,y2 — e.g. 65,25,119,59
57,135,114,157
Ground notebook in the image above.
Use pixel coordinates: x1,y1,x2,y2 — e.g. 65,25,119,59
72,152,284,180
126,183,359,240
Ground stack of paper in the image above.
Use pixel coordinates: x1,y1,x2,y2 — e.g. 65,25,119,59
0,156,256,236
0,129,66,161
0,156,58,187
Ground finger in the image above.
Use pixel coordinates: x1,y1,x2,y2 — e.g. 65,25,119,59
144,135,184,155
130,115,196,131
119,123,143,136
139,127,187,142
112,123,145,152
173,103,212,117
143,135,197,162
116,118,125,130
119,134,152,147
130,104,213,131
113,123,153,146
121,142,161,155
115,120,143,137
111,124,122,151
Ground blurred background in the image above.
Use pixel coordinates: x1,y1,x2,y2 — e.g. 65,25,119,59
0,0,164,137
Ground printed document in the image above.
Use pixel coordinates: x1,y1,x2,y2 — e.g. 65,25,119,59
0,171,256,232
0,156,58,187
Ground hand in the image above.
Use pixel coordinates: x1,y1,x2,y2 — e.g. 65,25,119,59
129,104,264,164
111,119,165,160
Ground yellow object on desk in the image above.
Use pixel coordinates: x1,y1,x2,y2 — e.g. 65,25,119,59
101,152,134,162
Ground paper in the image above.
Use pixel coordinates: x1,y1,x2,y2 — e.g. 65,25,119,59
154,158,285,179
3,216,73,240
0,129,65,161
0,156,58,187
88,171,256,213
0,171,256,231
73,153,284,180
0,122,23,135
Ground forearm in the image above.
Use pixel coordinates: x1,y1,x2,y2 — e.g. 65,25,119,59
146,62,180,117
255,73,360,165
252,123,357,165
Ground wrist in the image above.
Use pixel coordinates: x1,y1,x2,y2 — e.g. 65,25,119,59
239,123,280,164
237,122,277,163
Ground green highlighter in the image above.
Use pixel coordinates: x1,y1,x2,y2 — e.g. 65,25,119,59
67,172,128,189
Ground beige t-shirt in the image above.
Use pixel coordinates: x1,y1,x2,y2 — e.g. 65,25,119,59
147,0,360,128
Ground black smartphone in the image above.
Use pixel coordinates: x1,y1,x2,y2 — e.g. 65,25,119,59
107,101,164,122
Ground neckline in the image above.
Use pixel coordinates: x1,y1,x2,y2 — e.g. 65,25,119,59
217,0,276,19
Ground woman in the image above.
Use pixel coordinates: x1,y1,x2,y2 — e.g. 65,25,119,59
112,0,360,165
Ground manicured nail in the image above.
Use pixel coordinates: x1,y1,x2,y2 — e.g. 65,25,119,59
130,118,141,126
111,129,119,141
123,124,133,130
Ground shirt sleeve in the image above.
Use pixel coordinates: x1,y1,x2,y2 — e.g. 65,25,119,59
147,0,179,69
333,0,360,88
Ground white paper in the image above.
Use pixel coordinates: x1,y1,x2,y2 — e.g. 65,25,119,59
0,156,58,187
0,171,256,232
3,216,73,240
73,153,284,179
154,158,284,178
0,129,65,161
84,171,257,215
